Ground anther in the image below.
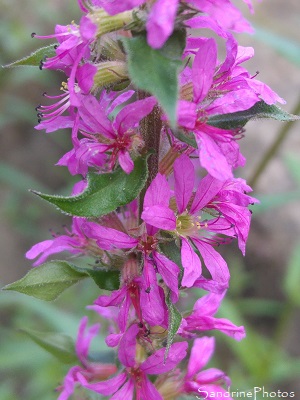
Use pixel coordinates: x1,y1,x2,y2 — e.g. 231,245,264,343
31,32,36,38
145,287,151,294
35,105,41,111
42,92,47,96
54,45,58,49
138,322,143,328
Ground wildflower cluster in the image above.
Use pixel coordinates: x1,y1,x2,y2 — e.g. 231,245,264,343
6,0,294,399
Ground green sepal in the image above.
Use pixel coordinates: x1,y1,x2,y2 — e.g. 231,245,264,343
31,156,148,218
165,291,182,361
172,129,197,148
20,329,77,364
208,101,300,130
123,32,184,128
2,260,120,301
3,44,56,68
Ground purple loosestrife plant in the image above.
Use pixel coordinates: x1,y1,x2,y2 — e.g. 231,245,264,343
3,0,299,399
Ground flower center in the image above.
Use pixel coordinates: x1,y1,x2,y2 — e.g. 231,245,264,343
176,213,202,237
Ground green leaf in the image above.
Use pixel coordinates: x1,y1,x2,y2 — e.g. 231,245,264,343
2,261,86,301
3,44,56,68
283,245,300,306
21,329,77,364
32,156,148,217
123,33,183,127
208,101,300,130
72,265,120,291
165,291,182,360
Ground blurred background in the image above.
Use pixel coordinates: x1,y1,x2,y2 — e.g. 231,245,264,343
0,0,299,399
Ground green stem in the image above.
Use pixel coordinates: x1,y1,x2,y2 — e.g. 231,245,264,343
137,91,162,222
248,98,300,189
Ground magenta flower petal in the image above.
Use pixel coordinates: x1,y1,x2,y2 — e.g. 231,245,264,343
95,0,145,15
174,154,195,213
181,238,202,287
200,317,246,341
26,240,53,260
186,15,228,38
118,324,139,367
192,38,217,103
192,292,225,316
110,379,135,400
186,337,215,379
78,372,127,395
192,0,254,33
146,0,179,49
177,100,197,129
196,368,231,385
139,377,164,400
153,252,180,302
193,239,230,284
190,174,223,214
76,63,97,93
140,263,166,326
195,132,233,181
141,342,188,374
143,173,172,209
142,205,176,230
76,316,100,364
206,89,259,114
83,223,138,250
118,150,134,174
57,366,82,400
114,97,156,136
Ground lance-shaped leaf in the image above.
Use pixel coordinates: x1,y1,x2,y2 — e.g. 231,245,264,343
2,261,120,301
3,44,56,68
2,261,86,301
165,291,182,360
31,156,148,218
208,101,300,130
21,329,77,364
123,33,183,128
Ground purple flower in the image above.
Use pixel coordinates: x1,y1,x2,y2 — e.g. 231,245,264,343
142,155,234,287
33,16,97,106
84,218,180,303
58,92,156,175
178,35,284,180
78,323,188,399
57,317,117,400
181,291,246,341
25,218,99,266
181,336,233,399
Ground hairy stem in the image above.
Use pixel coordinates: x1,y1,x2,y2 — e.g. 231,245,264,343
137,91,162,221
